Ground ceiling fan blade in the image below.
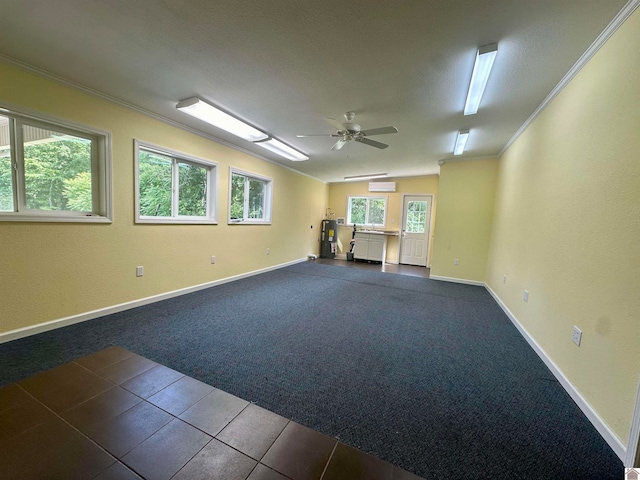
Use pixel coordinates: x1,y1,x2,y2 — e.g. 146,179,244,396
360,126,398,136
296,134,341,137
355,137,389,149
325,117,346,132
331,139,348,151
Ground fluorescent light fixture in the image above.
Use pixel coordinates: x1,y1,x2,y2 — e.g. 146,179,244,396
464,43,498,115
254,137,309,161
454,129,470,155
176,97,268,142
343,173,387,182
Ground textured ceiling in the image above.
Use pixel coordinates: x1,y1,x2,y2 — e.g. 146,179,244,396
0,0,629,182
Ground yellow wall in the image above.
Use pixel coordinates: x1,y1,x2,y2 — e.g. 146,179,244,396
430,158,498,282
486,8,640,444
0,62,328,335
327,175,439,264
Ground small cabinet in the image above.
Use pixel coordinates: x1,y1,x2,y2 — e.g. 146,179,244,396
353,232,387,263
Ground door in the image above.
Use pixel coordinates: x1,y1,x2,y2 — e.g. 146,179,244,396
399,195,432,266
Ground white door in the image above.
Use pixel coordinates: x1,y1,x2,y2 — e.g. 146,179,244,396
399,195,432,266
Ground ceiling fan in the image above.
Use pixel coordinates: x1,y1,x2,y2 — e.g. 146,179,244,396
296,112,398,151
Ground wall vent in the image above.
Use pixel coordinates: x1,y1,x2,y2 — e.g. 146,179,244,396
369,182,396,192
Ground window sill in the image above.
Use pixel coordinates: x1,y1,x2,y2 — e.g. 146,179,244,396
136,218,218,225
0,214,112,223
227,220,272,225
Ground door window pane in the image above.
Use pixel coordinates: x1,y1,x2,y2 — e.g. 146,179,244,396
178,162,207,216
22,125,92,211
406,201,427,233
138,150,172,217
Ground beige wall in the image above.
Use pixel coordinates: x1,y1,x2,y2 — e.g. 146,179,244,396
486,8,640,444
327,175,439,264
430,158,498,282
0,62,328,335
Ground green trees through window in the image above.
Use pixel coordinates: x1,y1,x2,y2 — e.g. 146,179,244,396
406,200,427,233
229,170,271,223
0,112,110,221
0,127,93,213
347,196,387,227
23,134,93,212
136,143,215,223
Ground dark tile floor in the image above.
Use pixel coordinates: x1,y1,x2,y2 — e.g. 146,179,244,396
0,347,425,480
314,257,430,278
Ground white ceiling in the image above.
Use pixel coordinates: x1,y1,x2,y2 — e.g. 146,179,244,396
0,0,629,182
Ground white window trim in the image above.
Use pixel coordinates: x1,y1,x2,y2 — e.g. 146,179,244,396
0,103,112,223
228,167,273,225
346,195,388,228
134,140,218,224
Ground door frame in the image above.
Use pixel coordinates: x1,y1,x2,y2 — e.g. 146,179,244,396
398,194,434,267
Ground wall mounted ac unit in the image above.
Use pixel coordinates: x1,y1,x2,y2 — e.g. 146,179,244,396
369,182,396,192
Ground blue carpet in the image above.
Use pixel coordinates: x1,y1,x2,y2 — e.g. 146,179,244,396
0,261,623,479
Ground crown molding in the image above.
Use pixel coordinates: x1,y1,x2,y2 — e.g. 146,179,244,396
499,0,640,157
0,53,326,185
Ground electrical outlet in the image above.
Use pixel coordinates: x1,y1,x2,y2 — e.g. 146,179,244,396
454,259,459,265
503,275,507,284
523,290,529,302
266,248,270,255
136,266,144,277
210,256,216,264
572,326,582,346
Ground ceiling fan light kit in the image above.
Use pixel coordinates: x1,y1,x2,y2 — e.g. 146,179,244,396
463,43,498,116
297,112,398,151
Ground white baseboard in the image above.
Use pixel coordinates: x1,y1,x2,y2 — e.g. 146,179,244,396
627,381,640,467
429,275,485,286
484,284,627,462
0,257,308,345
334,253,347,260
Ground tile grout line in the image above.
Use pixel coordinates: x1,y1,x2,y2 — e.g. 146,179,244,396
14,382,127,475
318,440,339,480
11,350,427,479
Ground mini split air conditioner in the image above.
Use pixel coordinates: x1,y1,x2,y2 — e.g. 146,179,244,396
369,182,396,192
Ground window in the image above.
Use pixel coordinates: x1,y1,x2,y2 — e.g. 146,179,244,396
347,196,387,227
0,108,111,222
229,168,272,224
405,200,427,233
135,141,218,224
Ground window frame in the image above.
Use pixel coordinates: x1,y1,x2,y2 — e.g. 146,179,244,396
0,103,112,223
346,195,388,227
228,167,273,225
134,140,218,224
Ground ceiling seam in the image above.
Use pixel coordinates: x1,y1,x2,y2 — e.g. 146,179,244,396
498,0,640,158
